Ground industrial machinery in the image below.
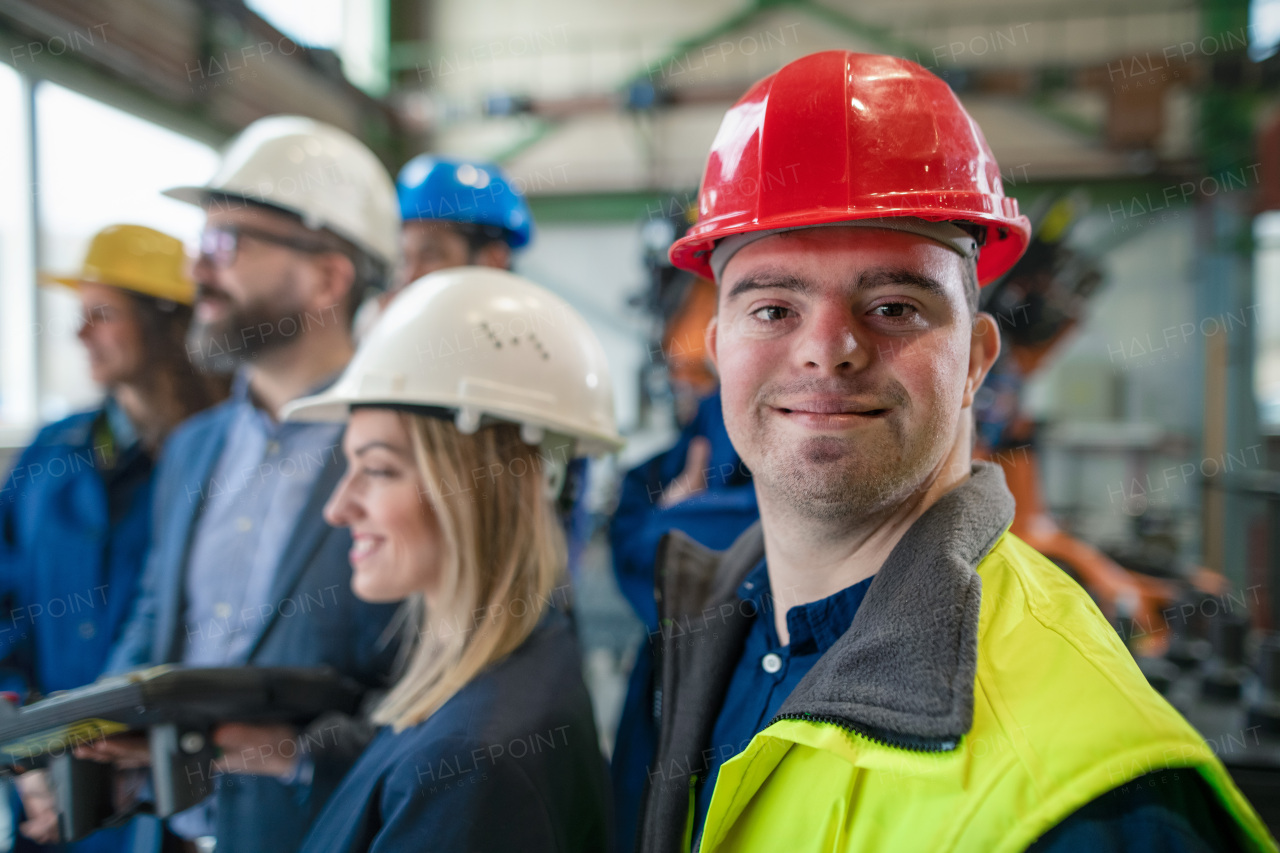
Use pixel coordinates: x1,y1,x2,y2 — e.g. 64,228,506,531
976,194,1227,655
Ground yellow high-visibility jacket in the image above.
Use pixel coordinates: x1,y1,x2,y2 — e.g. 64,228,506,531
638,462,1276,853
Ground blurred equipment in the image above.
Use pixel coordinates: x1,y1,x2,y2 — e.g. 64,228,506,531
975,194,1226,654
0,667,362,842
1148,613,1280,836
635,206,717,426
659,279,718,426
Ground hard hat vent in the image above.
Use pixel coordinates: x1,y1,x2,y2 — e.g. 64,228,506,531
476,320,550,360
478,320,502,349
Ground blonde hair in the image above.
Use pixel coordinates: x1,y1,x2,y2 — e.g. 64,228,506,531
372,414,567,731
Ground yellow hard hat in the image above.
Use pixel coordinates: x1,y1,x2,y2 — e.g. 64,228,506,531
47,224,194,304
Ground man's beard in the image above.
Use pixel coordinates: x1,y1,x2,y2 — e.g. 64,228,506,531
186,284,306,374
745,380,952,526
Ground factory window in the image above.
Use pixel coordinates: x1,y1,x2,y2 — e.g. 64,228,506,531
0,62,33,436
1256,211,1280,429
1252,0,1280,59
248,0,345,49
34,83,217,422
247,0,387,95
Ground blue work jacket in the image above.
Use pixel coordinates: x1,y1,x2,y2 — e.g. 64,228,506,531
607,392,759,852
0,405,150,697
0,403,157,853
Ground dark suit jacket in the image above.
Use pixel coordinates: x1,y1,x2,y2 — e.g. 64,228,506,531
107,400,399,853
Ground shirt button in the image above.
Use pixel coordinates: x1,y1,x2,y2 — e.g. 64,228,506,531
236,517,253,532
761,653,783,674
214,603,232,619
78,621,96,640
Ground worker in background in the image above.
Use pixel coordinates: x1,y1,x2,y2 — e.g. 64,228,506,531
394,154,532,286
277,267,614,852
76,117,402,853
0,224,228,852
353,154,532,339
637,51,1276,852
608,272,758,850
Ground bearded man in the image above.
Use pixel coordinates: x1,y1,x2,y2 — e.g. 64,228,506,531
88,117,401,853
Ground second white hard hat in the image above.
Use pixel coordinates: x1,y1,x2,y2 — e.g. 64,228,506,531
164,115,400,268
282,267,623,457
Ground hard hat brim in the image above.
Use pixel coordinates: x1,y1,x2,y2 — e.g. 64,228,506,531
41,273,194,304
280,391,351,424
42,274,83,291
283,390,625,456
164,186,291,217
671,208,1030,287
162,186,206,207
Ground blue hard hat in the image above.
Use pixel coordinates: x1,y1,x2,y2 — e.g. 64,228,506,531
395,154,533,249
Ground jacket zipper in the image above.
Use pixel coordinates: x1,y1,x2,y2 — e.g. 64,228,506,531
695,718,954,852
768,711,958,753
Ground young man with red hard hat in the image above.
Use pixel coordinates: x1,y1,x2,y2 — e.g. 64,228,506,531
636,52,1275,852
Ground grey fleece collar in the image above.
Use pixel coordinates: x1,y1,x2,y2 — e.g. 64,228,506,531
722,461,1015,742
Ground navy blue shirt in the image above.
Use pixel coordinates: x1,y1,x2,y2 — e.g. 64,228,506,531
694,560,872,840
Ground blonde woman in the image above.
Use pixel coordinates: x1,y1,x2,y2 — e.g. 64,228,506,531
280,267,618,852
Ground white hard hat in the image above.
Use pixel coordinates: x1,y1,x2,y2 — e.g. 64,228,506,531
282,267,623,457
164,115,400,268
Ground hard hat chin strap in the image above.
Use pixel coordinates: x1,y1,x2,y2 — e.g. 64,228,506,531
454,407,481,434
542,456,568,501
454,409,574,499
534,433,575,500
710,217,979,281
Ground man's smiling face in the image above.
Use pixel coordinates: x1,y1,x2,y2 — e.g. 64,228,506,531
710,225,994,523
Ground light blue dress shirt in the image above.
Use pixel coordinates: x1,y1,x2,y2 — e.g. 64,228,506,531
180,371,343,665
171,369,342,839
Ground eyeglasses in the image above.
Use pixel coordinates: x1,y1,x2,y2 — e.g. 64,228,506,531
198,224,335,269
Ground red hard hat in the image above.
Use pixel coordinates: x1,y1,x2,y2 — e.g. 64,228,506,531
670,51,1031,285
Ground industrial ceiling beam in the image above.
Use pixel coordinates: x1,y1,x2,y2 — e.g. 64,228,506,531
0,0,404,159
